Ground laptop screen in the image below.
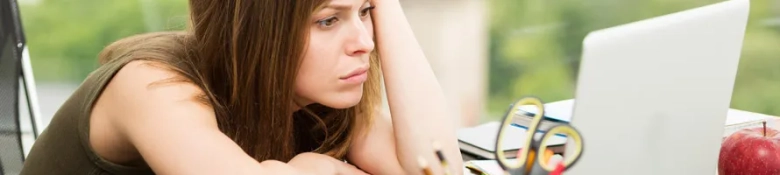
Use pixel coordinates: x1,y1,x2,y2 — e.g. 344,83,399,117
0,0,26,173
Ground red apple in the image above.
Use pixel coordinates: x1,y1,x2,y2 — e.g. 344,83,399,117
719,125,780,175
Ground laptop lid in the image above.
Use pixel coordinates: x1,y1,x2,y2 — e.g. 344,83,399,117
567,0,750,174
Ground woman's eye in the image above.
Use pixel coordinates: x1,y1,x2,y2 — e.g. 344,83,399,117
316,17,339,28
360,6,375,18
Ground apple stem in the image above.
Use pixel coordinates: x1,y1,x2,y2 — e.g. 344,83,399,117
764,121,767,137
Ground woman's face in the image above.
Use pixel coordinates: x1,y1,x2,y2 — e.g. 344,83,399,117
295,0,375,109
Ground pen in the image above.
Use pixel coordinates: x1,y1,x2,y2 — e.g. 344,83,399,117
432,141,451,175
418,156,433,175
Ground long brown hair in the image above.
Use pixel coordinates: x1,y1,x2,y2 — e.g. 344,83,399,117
97,0,382,162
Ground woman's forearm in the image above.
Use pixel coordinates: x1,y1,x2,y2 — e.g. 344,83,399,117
372,1,464,174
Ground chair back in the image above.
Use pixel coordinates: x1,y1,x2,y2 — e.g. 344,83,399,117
0,0,27,174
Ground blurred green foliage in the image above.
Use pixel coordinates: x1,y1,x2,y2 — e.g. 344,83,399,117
486,0,780,119
18,0,780,118
19,0,189,81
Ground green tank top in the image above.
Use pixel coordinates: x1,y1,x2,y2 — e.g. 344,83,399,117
20,57,155,175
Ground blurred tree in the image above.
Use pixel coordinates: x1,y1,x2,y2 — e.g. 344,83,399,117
19,0,189,82
486,0,780,119
17,0,780,118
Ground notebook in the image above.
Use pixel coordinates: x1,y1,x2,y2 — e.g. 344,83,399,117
515,99,574,123
512,99,574,134
464,159,511,175
458,122,567,160
464,155,565,175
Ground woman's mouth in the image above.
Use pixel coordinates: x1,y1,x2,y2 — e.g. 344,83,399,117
340,67,369,84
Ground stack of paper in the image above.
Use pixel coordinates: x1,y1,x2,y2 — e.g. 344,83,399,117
458,122,568,160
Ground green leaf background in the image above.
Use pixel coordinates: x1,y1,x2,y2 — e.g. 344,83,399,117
19,0,780,120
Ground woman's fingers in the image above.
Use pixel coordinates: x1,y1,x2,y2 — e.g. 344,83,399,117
288,153,339,175
335,161,370,175
289,152,369,175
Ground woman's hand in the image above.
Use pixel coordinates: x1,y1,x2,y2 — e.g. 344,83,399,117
288,153,369,175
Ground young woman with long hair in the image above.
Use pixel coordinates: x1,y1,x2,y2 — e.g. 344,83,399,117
21,0,463,174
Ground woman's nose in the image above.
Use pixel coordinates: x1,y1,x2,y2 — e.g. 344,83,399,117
345,19,375,56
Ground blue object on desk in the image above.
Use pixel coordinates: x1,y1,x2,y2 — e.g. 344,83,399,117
511,124,568,138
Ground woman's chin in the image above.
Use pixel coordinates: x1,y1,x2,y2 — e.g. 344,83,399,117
321,92,364,109
322,101,359,109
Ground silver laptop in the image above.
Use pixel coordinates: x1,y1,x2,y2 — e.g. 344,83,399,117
566,0,750,174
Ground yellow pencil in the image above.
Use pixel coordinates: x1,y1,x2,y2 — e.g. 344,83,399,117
418,156,433,175
432,141,451,175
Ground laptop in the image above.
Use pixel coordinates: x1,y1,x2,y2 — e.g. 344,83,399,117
566,0,750,175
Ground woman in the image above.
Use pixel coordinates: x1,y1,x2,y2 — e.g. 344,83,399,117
21,0,463,174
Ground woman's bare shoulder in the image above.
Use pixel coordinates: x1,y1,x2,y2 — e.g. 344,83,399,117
96,60,217,127
89,59,218,140
89,60,220,166
90,60,272,174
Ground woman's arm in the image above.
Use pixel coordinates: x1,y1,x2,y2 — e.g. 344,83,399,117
97,61,365,175
370,0,464,174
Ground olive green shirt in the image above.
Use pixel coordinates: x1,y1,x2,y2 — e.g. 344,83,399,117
20,57,155,175
20,52,329,174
